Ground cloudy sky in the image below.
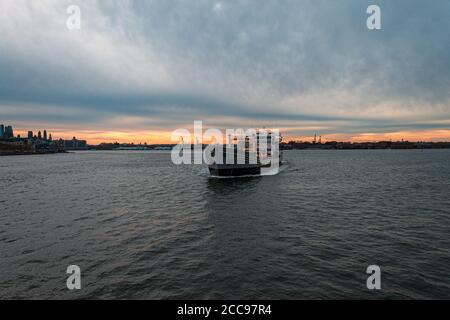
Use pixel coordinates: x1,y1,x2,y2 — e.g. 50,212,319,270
1,0,449,143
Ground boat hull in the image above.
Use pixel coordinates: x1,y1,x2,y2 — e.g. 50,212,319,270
208,161,284,177
208,164,262,177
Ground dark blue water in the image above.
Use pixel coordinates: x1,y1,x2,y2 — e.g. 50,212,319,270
1,150,450,299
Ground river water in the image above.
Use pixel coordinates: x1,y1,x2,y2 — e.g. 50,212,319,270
1,149,449,299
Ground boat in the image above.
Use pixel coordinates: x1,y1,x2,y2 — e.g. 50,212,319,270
208,130,284,177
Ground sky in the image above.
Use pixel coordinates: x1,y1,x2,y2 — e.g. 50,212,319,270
0,0,449,144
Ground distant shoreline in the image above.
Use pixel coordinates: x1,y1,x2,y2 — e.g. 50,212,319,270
0,151,68,157
3,141,450,156
87,141,450,151
2,148,450,157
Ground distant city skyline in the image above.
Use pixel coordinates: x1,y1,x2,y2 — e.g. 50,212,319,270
4,122,450,146
1,1,449,144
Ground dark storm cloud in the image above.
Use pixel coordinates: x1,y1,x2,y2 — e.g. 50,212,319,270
0,0,449,131
127,0,450,100
1,91,353,122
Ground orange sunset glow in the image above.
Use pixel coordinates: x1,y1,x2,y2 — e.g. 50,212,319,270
14,128,450,145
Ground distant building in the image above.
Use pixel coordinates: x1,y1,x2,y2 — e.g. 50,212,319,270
43,130,47,141
38,131,42,140
28,131,33,139
5,126,14,139
0,124,4,139
64,137,88,150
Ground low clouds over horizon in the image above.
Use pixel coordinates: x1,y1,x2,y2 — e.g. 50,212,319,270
1,0,449,142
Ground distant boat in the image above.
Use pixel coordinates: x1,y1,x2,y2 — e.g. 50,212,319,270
208,130,285,177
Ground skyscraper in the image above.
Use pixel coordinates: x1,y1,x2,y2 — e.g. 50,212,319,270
43,130,47,141
5,126,13,139
38,131,42,140
0,124,4,139
28,131,33,139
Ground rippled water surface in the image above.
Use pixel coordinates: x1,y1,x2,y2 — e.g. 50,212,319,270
1,150,450,299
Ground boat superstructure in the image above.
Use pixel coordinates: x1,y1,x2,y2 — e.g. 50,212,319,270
208,130,284,177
